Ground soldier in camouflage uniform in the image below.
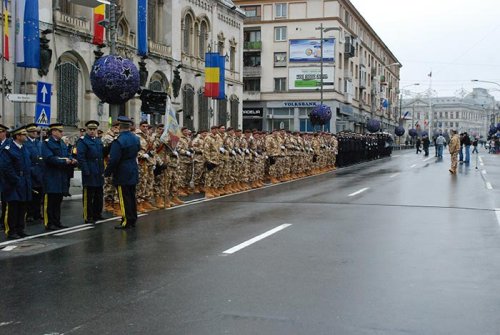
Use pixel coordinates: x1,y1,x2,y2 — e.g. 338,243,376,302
177,127,193,196
204,126,221,198
190,130,206,194
135,121,156,212
152,124,169,208
102,121,120,215
265,130,281,184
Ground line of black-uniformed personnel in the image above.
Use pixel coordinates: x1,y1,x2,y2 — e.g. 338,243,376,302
0,117,393,237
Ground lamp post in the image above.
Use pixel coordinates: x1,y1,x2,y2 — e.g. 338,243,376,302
315,24,339,105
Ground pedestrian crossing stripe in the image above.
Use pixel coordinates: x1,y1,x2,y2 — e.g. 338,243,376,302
36,108,48,125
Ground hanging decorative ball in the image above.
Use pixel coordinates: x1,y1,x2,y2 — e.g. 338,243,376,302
308,104,332,126
489,125,497,135
408,128,417,137
496,123,500,132
394,126,405,137
90,55,140,105
366,118,381,133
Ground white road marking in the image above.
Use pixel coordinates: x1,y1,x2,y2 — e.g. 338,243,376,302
348,187,369,197
410,164,417,168
222,224,292,255
0,224,94,247
2,246,17,251
481,170,487,175
423,157,432,162
392,155,401,157
54,226,95,236
479,156,484,165
486,182,493,190
495,209,500,226
390,173,400,178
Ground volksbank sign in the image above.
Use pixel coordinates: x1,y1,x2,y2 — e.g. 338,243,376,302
283,101,318,107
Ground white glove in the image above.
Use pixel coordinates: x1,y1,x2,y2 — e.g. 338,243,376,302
173,151,179,157
245,149,250,154
281,145,286,150
231,150,236,156
185,151,192,157
219,147,226,154
142,153,150,159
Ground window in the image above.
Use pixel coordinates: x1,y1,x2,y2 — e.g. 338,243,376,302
244,30,261,42
241,5,261,18
244,78,261,91
199,21,208,59
57,62,79,126
274,52,287,67
183,15,193,54
230,96,239,129
182,85,195,130
148,0,157,42
244,52,261,67
198,89,210,131
230,46,236,72
456,111,459,118
274,78,286,92
218,98,228,126
274,27,287,41
275,3,287,18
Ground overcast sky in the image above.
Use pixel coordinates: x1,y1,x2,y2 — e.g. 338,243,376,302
350,0,500,100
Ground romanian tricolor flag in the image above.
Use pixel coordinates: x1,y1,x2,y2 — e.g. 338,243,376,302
92,4,105,45
204,52,225,99
3,0,9,61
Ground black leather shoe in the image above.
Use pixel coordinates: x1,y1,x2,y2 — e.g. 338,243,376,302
114,224,131,230
55,224,68,229
45,224,60,231
7,233,21,239
18,232,30,238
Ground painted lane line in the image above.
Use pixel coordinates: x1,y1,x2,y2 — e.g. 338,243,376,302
410,164,417,168
390,173,400,178
486,182,493,190
423,157,432,162
495,209,500,226
392,155,401,157
0,224,94,247
2,246,17,251
479,156,484,165
348,187,369,197
222,224,292,255
481,170,487,175
54,226,95,236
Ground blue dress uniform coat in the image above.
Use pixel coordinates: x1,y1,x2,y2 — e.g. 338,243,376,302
77,134,104,187
104,131,140,186
42,136,73,194
24,137,44,189
104,130,140,228
0,143,33,202
0,138,12,193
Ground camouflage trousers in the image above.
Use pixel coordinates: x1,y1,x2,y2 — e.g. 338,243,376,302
205,164,219,188
104,177,117,203
193,160,205,188
137,163,154,202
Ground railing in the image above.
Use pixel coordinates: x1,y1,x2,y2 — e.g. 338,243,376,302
244,41,262,50
149,41,172,57
243,66,261,77
54,11,90,34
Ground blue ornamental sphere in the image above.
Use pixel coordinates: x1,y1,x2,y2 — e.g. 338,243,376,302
395,126,405,137
90,55,140,105
309,104,332,126
489,125,497,135
408,128,417,137
366,118,381,133
497,122,500,132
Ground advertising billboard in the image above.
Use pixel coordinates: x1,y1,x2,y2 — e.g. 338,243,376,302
288,67,335,90
289,39,335,62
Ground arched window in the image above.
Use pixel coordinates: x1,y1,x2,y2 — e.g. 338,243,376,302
182,84,195,130
218,97,227,126
56,61,80,126
149,71,169,125
230,95,239,129
183,14,193,55
199,21,208,59
198,88,210,130
148,0,157,42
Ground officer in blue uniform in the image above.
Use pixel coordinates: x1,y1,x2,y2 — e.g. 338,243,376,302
77,120,104,224
42,123,78,230
104,116,140,229
0,123,11,230
24,123,44,222
0,126,32,239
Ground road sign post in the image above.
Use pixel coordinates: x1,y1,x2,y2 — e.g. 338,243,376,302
35,81,52,126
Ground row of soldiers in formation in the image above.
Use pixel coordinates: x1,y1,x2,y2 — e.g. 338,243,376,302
0,119,393,237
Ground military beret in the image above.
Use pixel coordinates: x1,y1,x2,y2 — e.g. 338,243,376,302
49,123,64,131
181,127,189,132
156,124,165,128
10,125,27,136
226,127,234,132
25,123,39,132
117,116,133,124
111,121,120,127
139,120,149,126
85,120,100,129
211,125,219,130
235,129,242,133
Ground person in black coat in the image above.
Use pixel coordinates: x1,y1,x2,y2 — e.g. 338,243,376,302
104,116,140,229
422,135,430,156
0,126,32,239
24,123,44,222
42,123,78,230
77,120,105,224
0,123,11,230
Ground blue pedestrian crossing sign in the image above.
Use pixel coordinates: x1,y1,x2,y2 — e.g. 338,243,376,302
35,81,52,126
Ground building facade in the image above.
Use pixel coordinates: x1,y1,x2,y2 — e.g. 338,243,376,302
0,0,245,134
401,88,496,141
234,0,401,133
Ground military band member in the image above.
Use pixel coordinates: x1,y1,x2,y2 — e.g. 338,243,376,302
0,126,32,239
1,124,11,229
42,123,77,230
77,120,105,224
24,124,44,222
104,116,141,229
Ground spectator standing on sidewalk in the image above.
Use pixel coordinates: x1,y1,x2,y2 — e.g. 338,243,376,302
436,133,445,158
422,135,430,156
449,130,460,174
415,137,421,154
463,132,471,164
472,137,479,154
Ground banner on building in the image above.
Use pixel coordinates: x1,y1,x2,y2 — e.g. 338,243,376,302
289,39,335,62
16,0,40,68
204,52,225,99
288,67,334,90
137,0,148,56
92,4,105,45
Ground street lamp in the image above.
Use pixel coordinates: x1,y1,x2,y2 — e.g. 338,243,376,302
315,24,340,105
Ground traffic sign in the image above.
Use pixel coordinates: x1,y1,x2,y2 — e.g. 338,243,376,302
35,105,51,126
6,94,37,103
37,81,52,105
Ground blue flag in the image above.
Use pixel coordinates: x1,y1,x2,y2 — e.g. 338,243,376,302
137,0,147,56
16,0,40,68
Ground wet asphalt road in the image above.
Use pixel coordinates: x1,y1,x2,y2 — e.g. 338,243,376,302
0,149,499,335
